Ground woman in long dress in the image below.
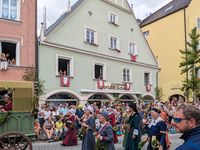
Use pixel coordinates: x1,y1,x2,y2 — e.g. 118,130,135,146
143,106,167,150
122,111,130,148
125,103,141,150
81,106,95,150
61,109,77,146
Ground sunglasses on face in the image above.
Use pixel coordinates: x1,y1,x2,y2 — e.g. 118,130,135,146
172,117,190,123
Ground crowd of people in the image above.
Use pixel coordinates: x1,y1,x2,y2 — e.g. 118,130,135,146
34,98,200,150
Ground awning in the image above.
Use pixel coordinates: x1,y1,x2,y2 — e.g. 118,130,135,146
81,89,142,94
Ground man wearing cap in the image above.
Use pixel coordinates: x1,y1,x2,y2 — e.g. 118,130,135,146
60,103,68,116
107,108,118,143
142,102,150,118
75,105,84,139
95,111,116,150
0,94,12,112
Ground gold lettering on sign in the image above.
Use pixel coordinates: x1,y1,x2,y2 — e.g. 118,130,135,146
103,83,125,90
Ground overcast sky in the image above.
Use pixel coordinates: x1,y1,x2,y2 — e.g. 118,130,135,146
37,0,172,35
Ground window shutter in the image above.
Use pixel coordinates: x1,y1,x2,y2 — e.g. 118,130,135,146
135,44,137,55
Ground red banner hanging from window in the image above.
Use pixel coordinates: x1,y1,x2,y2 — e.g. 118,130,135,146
97,80,104,89
125,83,130,90
131,54,136,62
61,77,70,87
146,84,151,91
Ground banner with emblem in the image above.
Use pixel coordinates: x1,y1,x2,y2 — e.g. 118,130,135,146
146,84,151,91
61,77,70,87
125,83,131,90
97,80,104,89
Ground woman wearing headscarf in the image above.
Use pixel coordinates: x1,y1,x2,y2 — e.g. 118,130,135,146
94,111,116,150
81,106,95,150
107,107,118,143
143,106,167,150
61,109,77,146
0,94,12,112
125,103,141,150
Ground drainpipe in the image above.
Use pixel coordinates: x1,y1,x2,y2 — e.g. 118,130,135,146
35,0,38,80
156,69,161,101
184,8,189,101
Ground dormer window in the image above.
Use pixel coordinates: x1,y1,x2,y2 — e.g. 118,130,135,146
164,5,173,12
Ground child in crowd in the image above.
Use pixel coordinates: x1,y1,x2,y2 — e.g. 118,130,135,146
34,119,41,141
54,117,63,141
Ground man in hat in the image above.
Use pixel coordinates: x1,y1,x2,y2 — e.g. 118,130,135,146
75,105,84,139
1,94,12,112
95,111,116,150
142,102,150,118
107,108,118,143
60,103,68,116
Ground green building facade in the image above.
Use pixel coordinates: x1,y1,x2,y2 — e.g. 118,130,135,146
39,0,159,106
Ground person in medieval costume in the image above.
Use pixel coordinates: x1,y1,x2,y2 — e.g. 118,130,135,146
125,103,141,150
81,106,95,150
61,109,77,146
107,107,118,143
143,106,167,150
94,111,116,150
0,87,14,112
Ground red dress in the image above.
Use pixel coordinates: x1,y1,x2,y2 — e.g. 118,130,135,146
62,115,77,146
107,113,118,143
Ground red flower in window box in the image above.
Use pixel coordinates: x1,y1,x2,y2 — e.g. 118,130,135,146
90,43,97,46
112,22,118,26
114,48,121,52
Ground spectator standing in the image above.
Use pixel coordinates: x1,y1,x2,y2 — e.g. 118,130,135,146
75,105,84,139
48,101,54,111
43,105,52,122
60,103,68,116
172,104,200,150
38,104,46,126
168,105,175,124
84,103,88,113
52,106,59,122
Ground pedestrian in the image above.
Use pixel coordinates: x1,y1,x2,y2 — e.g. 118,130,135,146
122,110,131,148
81,106,95,150
172,104,200,150
143,106,167,150
94,111,116,150
61,109,77,146
125,103,141,150
75,105,84,139
107,107,118,143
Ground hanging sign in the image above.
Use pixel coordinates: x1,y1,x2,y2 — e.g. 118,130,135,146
125,83,131,90
98,80,104,89
61,77,70,87
146,84,151,91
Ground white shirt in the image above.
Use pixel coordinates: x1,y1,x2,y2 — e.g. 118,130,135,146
43,111,51,120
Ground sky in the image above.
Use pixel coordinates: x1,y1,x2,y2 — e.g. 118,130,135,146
37,0,172,35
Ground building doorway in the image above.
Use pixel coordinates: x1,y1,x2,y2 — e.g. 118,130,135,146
88,94,110,108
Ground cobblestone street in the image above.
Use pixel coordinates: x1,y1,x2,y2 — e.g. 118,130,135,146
32,133,183,150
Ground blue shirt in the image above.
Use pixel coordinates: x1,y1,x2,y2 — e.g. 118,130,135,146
75,109,84,121
60,107,68,115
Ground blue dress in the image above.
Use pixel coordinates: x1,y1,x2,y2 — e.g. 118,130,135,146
147,120,167,150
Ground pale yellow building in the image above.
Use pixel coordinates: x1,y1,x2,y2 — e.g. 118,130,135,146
140,0,200,101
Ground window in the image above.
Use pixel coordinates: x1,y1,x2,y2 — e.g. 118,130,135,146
85,27,97,44
144,31,149,36
123,68,131,82
197,68,200,78
197,41,200,50
109,35,119,50
1,0,19,20
56,55,73,76
109,12,118,25
0,41,18,66
144,71,152,85
129,42,137,55
93,61,106,80
197,17,200,30
164,5,173,12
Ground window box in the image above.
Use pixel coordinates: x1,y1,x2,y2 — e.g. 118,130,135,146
84,41,99,46
108,21,119,27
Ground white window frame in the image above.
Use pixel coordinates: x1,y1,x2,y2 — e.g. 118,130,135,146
0,39,20,66
122,66,132,83
84,26,98,44
197,17,200,30
93,61,106,80
144,71,152,85
109,11,118,24
0,0,21,21
56,54,74,77
128,41,137,55
109,34,119,50
197,41,200,50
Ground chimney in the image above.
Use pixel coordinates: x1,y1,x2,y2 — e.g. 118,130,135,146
67,0,71,12
131,4,134,13
40,23,45,41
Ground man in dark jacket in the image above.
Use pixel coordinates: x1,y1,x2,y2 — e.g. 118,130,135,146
172,104,200,150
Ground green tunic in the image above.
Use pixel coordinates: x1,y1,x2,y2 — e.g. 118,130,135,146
123,115,130,147
125,113,141,150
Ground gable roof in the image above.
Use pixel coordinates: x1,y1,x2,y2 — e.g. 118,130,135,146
44,0,85,37
140,0,192,27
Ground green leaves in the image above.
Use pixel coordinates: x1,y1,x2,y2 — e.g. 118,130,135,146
0,110,11,125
